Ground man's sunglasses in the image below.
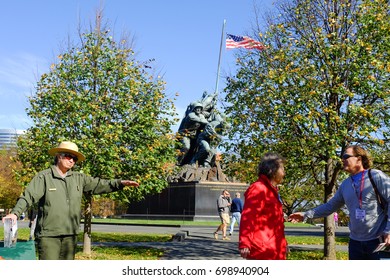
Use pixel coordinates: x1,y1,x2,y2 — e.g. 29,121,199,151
60,153,78,162
342,154,356,160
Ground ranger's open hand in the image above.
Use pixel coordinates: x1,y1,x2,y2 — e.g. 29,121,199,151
121,180,140,187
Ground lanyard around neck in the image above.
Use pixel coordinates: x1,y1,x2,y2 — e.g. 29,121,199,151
351,170,365,209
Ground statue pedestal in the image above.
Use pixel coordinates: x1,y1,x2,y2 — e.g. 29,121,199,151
124,181,248,221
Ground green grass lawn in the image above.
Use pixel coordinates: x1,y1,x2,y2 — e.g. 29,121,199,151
75,232,171,260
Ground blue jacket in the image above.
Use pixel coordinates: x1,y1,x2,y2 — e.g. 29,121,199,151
230,197,244,213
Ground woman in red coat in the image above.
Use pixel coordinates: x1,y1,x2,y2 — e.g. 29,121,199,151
239,152,287,260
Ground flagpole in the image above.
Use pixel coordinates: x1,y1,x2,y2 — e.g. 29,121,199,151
215,19,226,95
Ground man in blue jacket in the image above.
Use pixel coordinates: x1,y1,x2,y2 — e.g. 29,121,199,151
229,192,244,236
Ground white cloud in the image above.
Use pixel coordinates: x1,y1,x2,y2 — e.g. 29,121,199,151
0,113,32,130
0,52,47,96
0,52,46,130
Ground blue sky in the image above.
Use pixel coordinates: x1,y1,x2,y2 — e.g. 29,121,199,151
0,0,274,132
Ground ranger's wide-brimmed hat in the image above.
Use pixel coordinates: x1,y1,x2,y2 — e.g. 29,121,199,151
48,141,86,162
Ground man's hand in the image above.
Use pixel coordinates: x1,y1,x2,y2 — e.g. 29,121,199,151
2,213,18,224
288,212,305,223
383,233,390,245
121,180,140,187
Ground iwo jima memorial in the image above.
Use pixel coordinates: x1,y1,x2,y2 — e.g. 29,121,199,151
126,91,248,221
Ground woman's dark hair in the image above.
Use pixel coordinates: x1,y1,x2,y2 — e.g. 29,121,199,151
347,145,372,169
257,152,286,179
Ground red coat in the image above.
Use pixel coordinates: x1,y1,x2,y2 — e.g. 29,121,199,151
239,174,287,260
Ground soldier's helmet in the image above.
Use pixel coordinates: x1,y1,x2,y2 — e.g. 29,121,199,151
192,102,203,111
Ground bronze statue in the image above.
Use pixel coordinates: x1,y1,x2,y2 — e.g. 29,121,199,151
176,92,230,168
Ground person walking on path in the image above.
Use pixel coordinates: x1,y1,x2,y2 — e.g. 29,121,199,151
239,152,288,260
334,212,339,228
214,189,231,240
2,141,139,260
229,192,243,236
289,145,390,260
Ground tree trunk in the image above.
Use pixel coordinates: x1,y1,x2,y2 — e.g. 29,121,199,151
323,215,336,259
322,158,340,259
83,193,93,255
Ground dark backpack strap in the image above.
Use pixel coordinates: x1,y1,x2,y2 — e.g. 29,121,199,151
368,169,386,211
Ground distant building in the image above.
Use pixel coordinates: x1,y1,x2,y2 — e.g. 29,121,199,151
0,129,24,150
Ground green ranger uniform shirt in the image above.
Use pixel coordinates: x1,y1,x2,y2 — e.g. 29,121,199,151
11,165,124,237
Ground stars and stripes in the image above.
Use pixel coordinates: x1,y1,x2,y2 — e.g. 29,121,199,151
226,34,265,50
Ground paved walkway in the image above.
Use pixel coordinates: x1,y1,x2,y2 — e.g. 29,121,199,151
90,224,244,259
94,238,243,260
89,224,349,260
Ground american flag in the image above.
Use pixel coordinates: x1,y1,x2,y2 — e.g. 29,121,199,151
226,34,265,50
